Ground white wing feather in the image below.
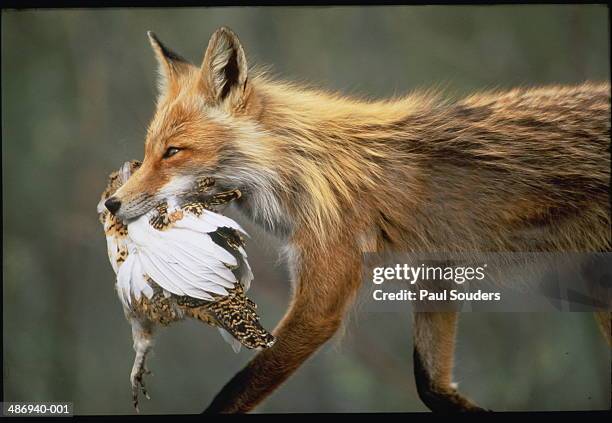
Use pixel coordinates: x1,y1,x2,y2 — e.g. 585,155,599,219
218,328,242,353
123,209,245,301
106,236,121,273
104,198,254,353
232,247,253,291
116,252,135,306
130,253,154,301
172,210,248,237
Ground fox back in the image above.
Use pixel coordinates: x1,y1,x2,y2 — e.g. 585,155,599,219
110,34,610,253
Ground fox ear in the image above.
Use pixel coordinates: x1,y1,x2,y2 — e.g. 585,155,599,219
147,31,190,95
200,27,249,109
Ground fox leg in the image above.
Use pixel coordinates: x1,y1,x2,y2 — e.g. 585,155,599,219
413,311,486,412
205,234,362,413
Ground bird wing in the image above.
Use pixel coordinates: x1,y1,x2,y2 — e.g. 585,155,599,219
105,235,122,274
103,216,155,307
127,210,242,301
238,252,254,291
103,218,127,274
172,209,249,237
116,252,137,306
218,328,242,353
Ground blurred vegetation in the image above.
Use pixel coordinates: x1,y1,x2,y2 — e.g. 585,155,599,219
2,5,610,413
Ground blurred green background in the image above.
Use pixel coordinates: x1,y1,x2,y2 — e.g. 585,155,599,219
2,5,610,414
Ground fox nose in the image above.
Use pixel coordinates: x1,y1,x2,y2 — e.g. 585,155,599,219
105,197,121,215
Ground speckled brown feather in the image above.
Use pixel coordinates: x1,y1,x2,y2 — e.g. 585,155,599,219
100,164,274,351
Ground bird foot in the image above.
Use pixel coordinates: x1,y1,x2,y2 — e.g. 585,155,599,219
131,360,152,412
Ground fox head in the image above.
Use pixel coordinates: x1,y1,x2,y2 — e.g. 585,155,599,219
106,27,279,224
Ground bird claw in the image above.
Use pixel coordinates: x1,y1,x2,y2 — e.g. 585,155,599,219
131,361,152,412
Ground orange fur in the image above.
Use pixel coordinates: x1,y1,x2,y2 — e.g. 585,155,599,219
107,27,611,412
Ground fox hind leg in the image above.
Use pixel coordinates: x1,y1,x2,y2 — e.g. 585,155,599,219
413,311,487,412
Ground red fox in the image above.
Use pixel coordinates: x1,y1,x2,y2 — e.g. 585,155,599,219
105,27,611,412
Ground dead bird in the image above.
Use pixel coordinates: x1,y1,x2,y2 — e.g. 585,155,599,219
97,160,275,412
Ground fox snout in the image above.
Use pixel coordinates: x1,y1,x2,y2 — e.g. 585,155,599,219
104,197,121,215
99,160,162,221
110,183,158,221
108,166,201,220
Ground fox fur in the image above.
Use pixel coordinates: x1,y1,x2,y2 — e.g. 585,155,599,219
106,27,611,413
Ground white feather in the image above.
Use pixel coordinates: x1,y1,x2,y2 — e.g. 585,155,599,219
104,195,255,349
107,205,250,303
128,220,238,300
105,236,120,273
239,255,254,291
130,256,154,301
116,253,135,306
218,328,242,353
172,210,248,237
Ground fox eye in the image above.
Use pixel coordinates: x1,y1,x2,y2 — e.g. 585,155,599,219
163,147,181,159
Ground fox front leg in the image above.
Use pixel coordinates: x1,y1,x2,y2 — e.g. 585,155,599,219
205,231,362,413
